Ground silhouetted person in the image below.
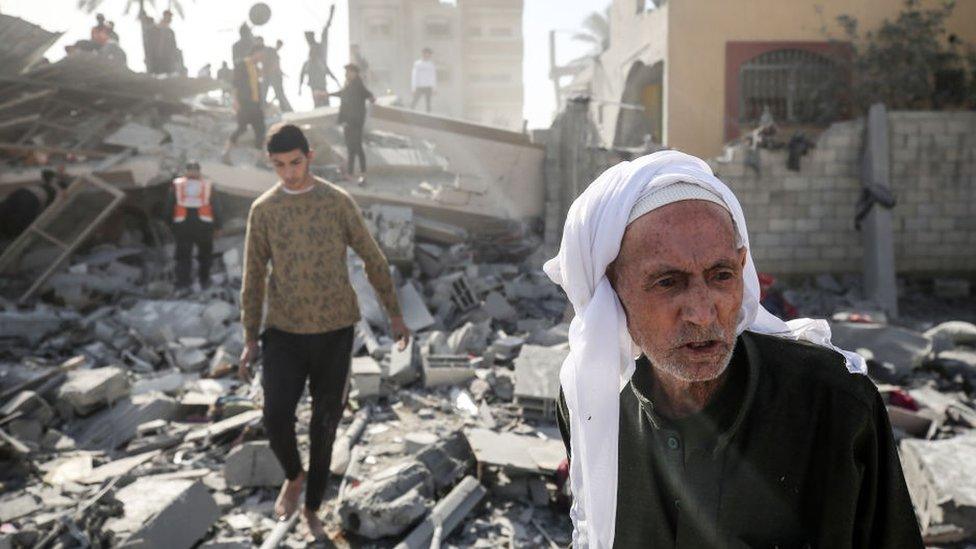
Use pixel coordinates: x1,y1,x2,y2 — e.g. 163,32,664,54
298,6,340,107
223,45,267,161
328,64,374,184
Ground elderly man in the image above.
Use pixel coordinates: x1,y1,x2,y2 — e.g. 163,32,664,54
547,151,922,548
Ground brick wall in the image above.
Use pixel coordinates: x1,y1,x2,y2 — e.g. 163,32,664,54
711,111,976,275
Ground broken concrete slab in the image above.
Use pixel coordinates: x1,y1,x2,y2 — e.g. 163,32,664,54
925,321,976,353
514,344,569,422
900,433,976,541
105,478,219,548
404,432,439,453
56,366,130,416
83,450,160,485
131,370,191,396
0,309,65,346
185,409,262,444
828,322,931,377
0,493,41,523
398,282,436,332
223,441,285,488
465,429,565,475
73,392,177,451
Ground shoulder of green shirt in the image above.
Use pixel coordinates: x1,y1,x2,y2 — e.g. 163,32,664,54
744,331,879,411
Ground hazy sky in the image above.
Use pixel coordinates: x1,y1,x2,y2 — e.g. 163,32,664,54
4,0,606,128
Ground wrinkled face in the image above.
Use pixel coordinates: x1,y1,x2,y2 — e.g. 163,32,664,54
609,200,747,382
269,149,314,189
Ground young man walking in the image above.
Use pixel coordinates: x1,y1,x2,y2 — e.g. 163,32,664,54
329,63,374,184
239,123,409,540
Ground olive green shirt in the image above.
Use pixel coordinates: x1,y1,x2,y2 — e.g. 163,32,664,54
241,178,400,342
558,331,923,549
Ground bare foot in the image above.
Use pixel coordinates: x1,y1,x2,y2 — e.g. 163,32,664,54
274,471,305,519
303,506,327,541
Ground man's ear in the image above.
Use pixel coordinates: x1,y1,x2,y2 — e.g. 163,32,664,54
737,246,747,269
306,149,315,163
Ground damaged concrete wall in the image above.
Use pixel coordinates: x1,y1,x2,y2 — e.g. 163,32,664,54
712,111,976,275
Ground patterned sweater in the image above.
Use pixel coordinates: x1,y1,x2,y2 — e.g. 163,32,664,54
240,178,401,342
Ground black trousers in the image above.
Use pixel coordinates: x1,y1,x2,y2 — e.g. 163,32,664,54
344,122,366,174
229,102,266,148
261,325,354,511
172,214,214,288
411,87,432,112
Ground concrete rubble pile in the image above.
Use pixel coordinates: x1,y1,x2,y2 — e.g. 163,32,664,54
0,206,578,547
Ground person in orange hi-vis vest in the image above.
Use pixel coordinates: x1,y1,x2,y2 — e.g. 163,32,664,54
165,160,222,290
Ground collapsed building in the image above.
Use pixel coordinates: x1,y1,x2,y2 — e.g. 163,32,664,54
2,10,976,549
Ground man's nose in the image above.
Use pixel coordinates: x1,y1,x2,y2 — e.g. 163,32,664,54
679,279,718,327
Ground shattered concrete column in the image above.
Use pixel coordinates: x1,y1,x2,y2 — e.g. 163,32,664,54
395,476,487,549
861,103,898,317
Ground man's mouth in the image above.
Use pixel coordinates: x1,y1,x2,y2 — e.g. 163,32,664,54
682,340,721,353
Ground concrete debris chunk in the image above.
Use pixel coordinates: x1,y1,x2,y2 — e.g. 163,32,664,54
352,356,383,399
56,366,130,416
73,392,177,450
395,476,487,549
514,344,570,421
398,282,436,332
387,337,420,384
482,291,517,322
423,355,476,388
828,322,931,377
105,478,219,548
338,461,434,539
223,441,286,488
465,429,565,475
925,321,976,353
900,433,976,541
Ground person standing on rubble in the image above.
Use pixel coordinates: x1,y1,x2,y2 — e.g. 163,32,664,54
262,39,292,112
165,160,222,291
410,47,436,113
299,31,340,108
222,45,266,162
239,123,410,541
328,63,374,184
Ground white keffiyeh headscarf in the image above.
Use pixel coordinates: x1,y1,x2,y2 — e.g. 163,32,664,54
543,150,865,548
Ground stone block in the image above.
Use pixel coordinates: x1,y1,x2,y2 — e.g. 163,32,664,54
338,462,433,539
105,478,219,548
57,366,130,416
223,441,285,488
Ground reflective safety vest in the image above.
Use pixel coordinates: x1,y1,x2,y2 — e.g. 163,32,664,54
172,176,214,223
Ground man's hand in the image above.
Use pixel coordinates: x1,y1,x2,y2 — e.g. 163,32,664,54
390,316,411,351
238,340,258,382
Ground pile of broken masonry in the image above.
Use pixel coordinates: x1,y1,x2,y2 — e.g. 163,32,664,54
3,222,976,547
0,219,576,547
